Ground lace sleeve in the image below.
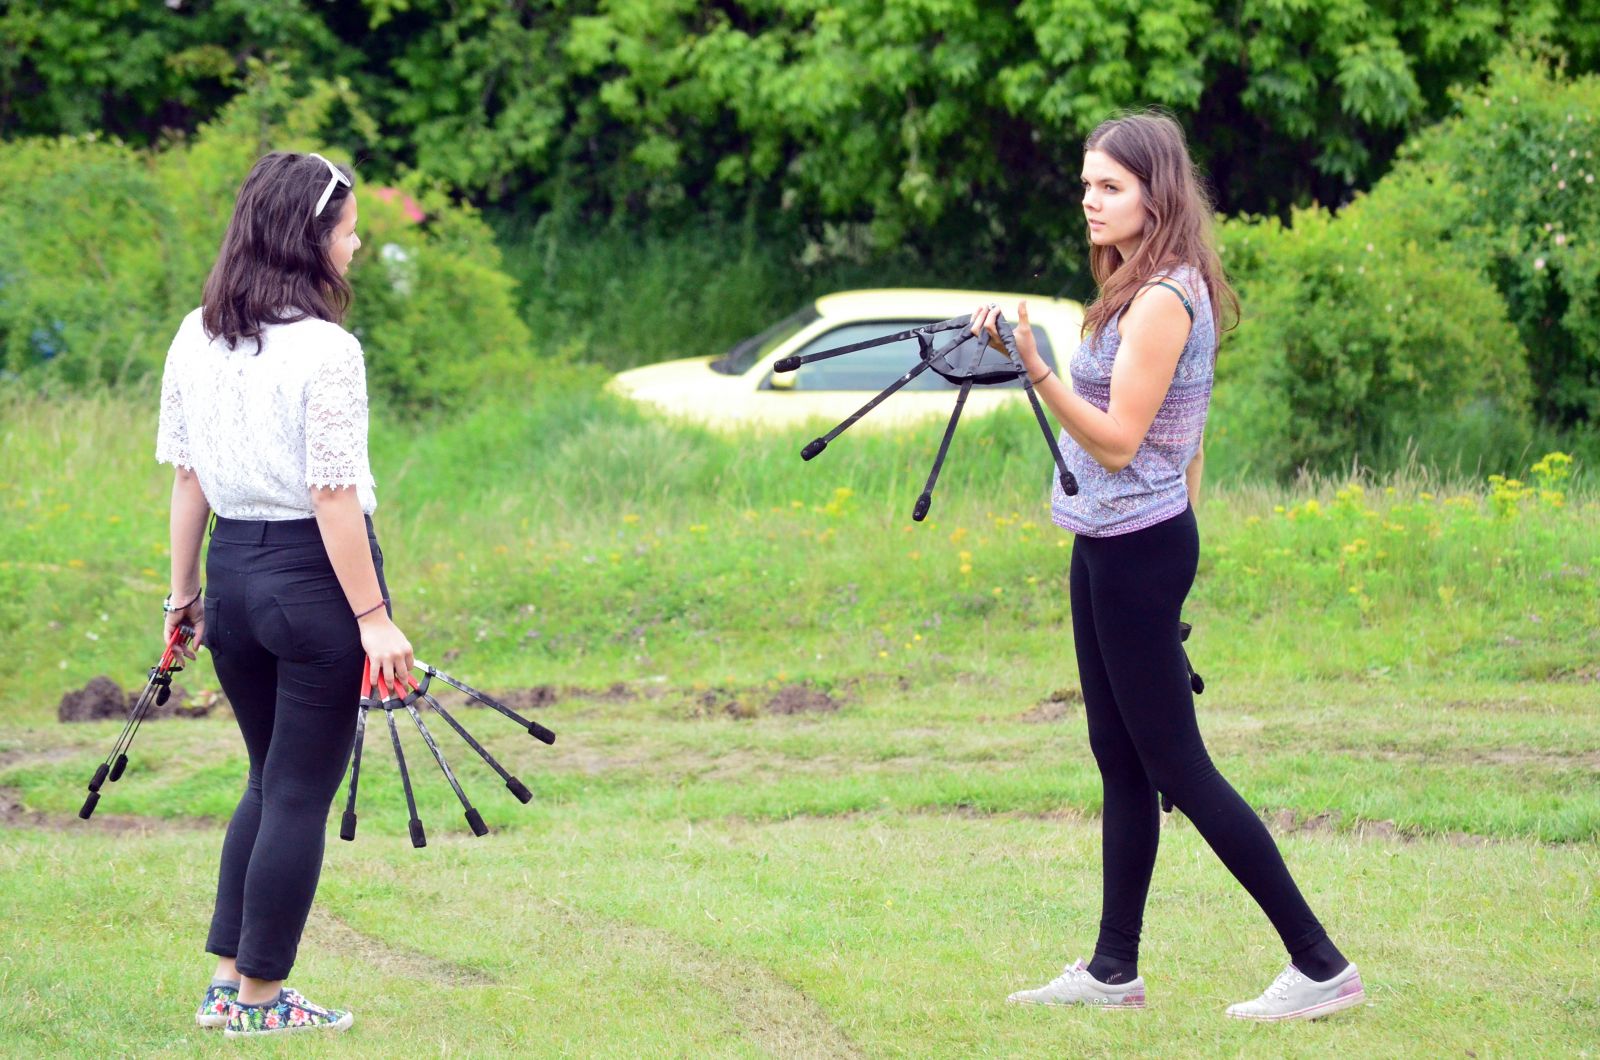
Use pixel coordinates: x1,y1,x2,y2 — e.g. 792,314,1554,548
305,336,373,490
155,343,192,469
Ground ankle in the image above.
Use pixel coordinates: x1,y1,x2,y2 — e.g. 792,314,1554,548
237,977,285,1006
1087,953,1138,985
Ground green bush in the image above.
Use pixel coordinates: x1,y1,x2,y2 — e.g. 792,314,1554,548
1370,49,1600,427
1212,187,1531,479
0,73,534,406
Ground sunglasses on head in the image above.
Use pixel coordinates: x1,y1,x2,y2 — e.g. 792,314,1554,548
308,152,352,217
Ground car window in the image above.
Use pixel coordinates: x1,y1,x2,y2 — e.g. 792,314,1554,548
710,306,821,375
769,320,1057,391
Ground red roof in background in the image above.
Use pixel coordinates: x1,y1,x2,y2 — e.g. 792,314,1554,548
369,186,426,223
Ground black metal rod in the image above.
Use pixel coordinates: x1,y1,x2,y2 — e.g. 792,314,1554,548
402,699,487,836
422,691,533,804
1024,375,1078,497
340,703,370,841
384,706,426,848
415,663,556,745
773,316,971,372
912,378,972,522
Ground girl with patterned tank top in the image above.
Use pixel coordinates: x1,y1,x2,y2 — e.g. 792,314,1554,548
973,112,1365,1022
158,152,412,1037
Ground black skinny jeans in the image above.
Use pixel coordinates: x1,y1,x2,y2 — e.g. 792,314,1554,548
1070,505,1328,965
201,515,387,981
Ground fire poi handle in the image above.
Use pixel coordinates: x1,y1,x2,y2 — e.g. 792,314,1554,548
79,624,192,820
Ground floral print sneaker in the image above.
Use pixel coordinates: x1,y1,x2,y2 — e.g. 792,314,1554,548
195,982,237,1028
223,987,354,1038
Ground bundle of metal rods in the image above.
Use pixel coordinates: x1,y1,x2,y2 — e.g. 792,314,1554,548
339,660,557,848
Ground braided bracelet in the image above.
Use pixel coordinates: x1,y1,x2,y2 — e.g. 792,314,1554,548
1028,368,1054,386
353,599,389,620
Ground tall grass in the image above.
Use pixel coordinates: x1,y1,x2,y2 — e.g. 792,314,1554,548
3,382,1597,728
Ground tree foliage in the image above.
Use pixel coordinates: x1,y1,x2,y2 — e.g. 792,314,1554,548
6,0,1598,248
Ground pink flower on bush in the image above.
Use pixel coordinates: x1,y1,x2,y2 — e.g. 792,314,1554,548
1534,258,1546,270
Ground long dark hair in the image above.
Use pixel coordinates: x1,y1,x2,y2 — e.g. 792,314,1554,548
201,151,356,350
1080,111,1238,346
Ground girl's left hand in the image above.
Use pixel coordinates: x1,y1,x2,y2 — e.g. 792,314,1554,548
163,599,204,660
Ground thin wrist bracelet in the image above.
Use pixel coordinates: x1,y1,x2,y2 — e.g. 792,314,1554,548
1029,368,1053,385
162,588,202,614
353,599,389,620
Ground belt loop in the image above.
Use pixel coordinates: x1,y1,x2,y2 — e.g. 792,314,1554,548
255,521,269,545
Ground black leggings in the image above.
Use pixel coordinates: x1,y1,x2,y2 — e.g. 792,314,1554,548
201,515,387,981
1070,505,1328,965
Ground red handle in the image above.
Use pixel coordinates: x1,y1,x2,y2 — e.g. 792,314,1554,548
360,658,373,700
158,623,191,671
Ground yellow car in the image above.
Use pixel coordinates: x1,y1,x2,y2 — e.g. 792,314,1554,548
605,288,1085,431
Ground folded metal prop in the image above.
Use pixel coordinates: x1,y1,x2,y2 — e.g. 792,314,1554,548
78,624,192,819
340,659,557,848
1159,621,1206,814
773,312,1078,521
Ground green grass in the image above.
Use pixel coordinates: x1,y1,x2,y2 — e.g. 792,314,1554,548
1,383,1597,1055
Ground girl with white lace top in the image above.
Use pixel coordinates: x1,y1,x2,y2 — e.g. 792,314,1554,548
157,151,410,1038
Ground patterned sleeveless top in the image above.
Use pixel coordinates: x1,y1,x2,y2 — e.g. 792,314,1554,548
1051,264,1216,537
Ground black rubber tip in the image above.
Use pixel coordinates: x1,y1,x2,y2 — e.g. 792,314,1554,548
340,811,357,841
109,754,128,783
409,819,427,848
1191,673,1205,695
79,792,99,819
466,808,488,836
527,721,557,745
507,777,533,804
801,438,827,461
1061,472,1079,497
774,355,801,373
155,684,170,707
912,493,931,522
89,763,108,793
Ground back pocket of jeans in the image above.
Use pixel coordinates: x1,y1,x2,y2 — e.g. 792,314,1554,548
266,589,360,663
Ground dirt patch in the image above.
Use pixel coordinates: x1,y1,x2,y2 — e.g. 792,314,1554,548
679,683,844,720
764,684,843,716
686,689,761,720
1016,687,1082,723
56,677,228,723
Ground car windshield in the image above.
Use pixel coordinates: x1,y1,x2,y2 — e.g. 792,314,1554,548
709,305,821,375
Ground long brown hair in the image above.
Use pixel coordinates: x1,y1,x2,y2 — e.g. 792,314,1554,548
201,151,356,350
1080,111,1238,345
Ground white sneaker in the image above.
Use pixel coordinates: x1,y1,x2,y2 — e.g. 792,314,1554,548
1007,959,1146,1009
1225,962,1365,1021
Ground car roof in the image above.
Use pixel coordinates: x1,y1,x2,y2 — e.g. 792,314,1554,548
813,288,1082,321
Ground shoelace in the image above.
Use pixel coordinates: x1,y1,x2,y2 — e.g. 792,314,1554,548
1265,966,1306,1000
1049,961,1091,989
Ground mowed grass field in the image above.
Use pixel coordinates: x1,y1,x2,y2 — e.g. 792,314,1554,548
2,385,1597,1056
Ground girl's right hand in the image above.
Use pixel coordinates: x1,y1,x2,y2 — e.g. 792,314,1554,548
358,611,414,690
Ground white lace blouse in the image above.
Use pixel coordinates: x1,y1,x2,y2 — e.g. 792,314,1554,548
156,308,377,519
